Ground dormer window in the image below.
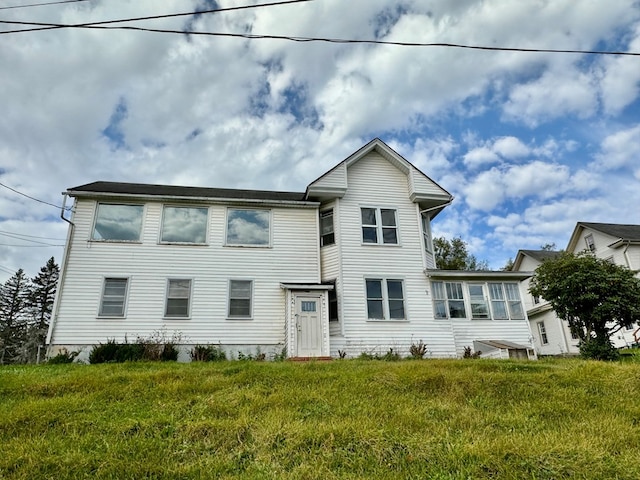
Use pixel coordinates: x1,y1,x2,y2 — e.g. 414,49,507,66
585,234,596,252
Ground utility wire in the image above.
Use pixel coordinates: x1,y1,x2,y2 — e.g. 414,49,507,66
0,0,314,34
0,232,63,246
0,243,64,247
1,11,639,56
0,182,71,210
0,0,89,11
0,229,64,241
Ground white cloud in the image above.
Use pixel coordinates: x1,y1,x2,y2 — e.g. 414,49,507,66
493,136,530,159
594,124,640,170
463,147,500,168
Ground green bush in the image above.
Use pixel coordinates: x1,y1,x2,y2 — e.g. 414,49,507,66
191,344,227,362
89,336,179,364
47,348,79,364
579,338,620,361
89,339,121,364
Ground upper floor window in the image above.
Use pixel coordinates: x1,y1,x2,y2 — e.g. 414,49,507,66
165,279,192,318
320,209,335,247
361,207,398,244
366,279,405,320
421,215,433,254
92,204,143,241
99,277,128,317
226,209,270,246
585,234,596,252
161,206,208,244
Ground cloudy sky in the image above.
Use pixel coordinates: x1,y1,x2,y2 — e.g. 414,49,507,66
1,0,640,281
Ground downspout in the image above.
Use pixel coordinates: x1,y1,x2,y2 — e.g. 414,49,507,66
45,193,75,349
623,240,633,270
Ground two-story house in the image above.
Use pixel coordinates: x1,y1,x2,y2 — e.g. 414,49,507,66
47,139,536,361
514,222,640,355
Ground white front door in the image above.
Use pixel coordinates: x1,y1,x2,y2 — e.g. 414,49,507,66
295,296,323,357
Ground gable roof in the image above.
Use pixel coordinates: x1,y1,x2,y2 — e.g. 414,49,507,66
67,181,315,206
305,138,453,214
512,249,560,271
567,222,640,252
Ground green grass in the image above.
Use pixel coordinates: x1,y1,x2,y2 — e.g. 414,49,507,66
2,359,640,479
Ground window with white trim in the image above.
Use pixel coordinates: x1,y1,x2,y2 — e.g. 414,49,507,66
365,279,405,320
421,214,433,255
161,206,208,243
320,209,335,247
432,281,467,318
92,204,143,241
504,283,525,319
585,234,596,252
489,283,509,320
165,279,192,318
99,278,128,317
228,280,252,318
468,284,490,319
361,207,398,244
226,209,270,246
537,321,548,344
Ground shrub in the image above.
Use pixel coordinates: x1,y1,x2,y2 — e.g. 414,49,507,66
579,338,620,361
47,348,79,364
409,340,428,359
191,344,227,362
89,339,120,364
463,346,481,359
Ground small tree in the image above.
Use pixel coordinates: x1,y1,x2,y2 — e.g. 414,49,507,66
0,269,30,364
434,236,488,270
529,252,640,360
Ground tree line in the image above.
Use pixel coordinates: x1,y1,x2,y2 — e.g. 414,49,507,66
0,257,59,364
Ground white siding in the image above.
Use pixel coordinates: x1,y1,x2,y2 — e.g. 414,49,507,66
308,163,347,191
450,319,533,357
50,199,320,350
408,169,450,198
332,152,457,357
318,200,343,338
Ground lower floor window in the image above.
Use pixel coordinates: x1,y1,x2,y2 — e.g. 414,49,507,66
99,278,128,317
165,279,192,318
537,321,549,344
366,279,405,320
328,287,338,322
228,280,252,318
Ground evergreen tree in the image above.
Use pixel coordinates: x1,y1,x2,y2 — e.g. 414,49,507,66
0,269,30,364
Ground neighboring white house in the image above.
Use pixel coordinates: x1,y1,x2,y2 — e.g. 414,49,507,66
514,222,640,356
47,138,536,361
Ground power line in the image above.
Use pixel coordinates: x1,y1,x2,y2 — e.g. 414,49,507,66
0,182,70,210
0,0,314,34
1,10,638,57
0,0,89,11
0,243,64,247
0,232,63,246
0,229,65,241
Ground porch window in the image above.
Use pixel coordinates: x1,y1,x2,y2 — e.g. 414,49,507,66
99,278,128,317
366,279,405,320
504,283,524,319
165,279,192,318
431,281,466,319
161,206,208,243
226,209,270,246
228,280,252,318
320,209,335,246
361,207,398,244
468,284,490,319
489,283,509,319
92,204,143,241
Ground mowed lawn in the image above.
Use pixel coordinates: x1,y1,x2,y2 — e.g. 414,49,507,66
1,358,640,479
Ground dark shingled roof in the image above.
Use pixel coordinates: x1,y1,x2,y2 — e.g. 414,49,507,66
519,249,561,262
579,222,640,241
68,181,309,202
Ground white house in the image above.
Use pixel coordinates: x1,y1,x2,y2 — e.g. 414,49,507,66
47,139,536,361
514,222,640,355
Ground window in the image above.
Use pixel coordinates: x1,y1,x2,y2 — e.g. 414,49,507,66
421,215,433,254
320,209,335,246
537,322,548,344
99,278,128,317
366,279,405,320
504,283,524,319
468,284,490,319
92,204,143,241
585,234,596,252
228,280,252,318
165,279,191,318
533,295,540,305
361,207,398,244
328,288,338,322
489,283,509,320
226,209,270,246
431,282,467,319
161,206,208,243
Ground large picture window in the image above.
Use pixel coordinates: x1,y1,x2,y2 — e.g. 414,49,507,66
99,278,128,317
228,280,252,318
165,279,192,318
161,206,208,243
361,207,398,244
92,204,143,241
226,209,270,246
366,279,405,320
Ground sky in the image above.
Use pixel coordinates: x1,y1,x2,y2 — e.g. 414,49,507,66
1,0,640,282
